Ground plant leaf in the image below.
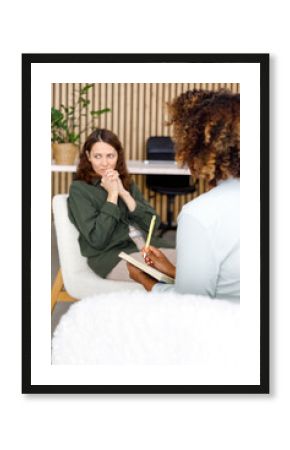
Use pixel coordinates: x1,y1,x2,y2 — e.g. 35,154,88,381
90,108,111,117
52,86,110,143
80,83,94,94
81,100,90,107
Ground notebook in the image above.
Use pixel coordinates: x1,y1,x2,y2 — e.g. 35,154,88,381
118,251,175,284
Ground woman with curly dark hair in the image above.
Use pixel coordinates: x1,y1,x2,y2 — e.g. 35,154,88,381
67,128,175,280
128,89,240,300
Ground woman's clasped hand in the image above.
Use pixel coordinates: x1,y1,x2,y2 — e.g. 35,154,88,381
100,169,120,193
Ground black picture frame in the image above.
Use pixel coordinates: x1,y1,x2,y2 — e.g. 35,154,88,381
22,53,269,394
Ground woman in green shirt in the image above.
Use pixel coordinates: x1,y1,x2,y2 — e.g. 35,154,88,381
68,129,175,280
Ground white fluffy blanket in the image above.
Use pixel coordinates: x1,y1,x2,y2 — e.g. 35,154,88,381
52,290,240,365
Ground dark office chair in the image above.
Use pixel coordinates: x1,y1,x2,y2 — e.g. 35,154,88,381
146,136,195,237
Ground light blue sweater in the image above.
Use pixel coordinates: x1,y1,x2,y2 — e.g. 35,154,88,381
154,178,240,301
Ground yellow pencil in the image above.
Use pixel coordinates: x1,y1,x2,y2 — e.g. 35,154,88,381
144,215,156,253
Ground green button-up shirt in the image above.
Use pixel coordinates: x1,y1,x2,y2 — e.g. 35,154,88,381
67,179,174,278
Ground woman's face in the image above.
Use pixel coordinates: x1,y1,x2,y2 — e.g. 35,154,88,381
87,142,118,176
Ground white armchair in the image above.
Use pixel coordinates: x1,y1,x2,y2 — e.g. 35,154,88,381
52,290,240,366
51,194,143,312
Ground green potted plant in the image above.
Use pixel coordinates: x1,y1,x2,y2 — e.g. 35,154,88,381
51,84,111,164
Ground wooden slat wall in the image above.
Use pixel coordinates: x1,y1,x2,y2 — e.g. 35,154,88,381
52,83,240,222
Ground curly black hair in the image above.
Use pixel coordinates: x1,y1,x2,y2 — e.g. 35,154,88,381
168,89,240,187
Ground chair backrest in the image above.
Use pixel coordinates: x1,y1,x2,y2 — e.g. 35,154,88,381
147,136,175,161
52,194,142,299
52,194,89,275
146,136,192,190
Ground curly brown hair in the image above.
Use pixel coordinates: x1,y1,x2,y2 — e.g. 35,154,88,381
75,128,132,190
168,89,240,187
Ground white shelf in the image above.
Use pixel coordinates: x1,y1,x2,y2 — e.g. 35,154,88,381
51,160,190,175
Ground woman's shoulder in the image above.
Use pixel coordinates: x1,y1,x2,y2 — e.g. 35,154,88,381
70,179,86,191
180,178,240,223
71,179,88,186
69,180,95,196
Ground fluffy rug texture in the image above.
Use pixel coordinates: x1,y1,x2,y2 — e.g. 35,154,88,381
51,290,240,365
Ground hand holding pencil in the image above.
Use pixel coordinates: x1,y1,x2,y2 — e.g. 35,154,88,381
143,215,156,258
142,245,176,279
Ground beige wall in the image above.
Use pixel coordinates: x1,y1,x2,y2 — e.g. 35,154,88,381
52,83,239,222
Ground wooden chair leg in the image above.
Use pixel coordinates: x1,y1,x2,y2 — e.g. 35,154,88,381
51,269,78,313
51,269,63,312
